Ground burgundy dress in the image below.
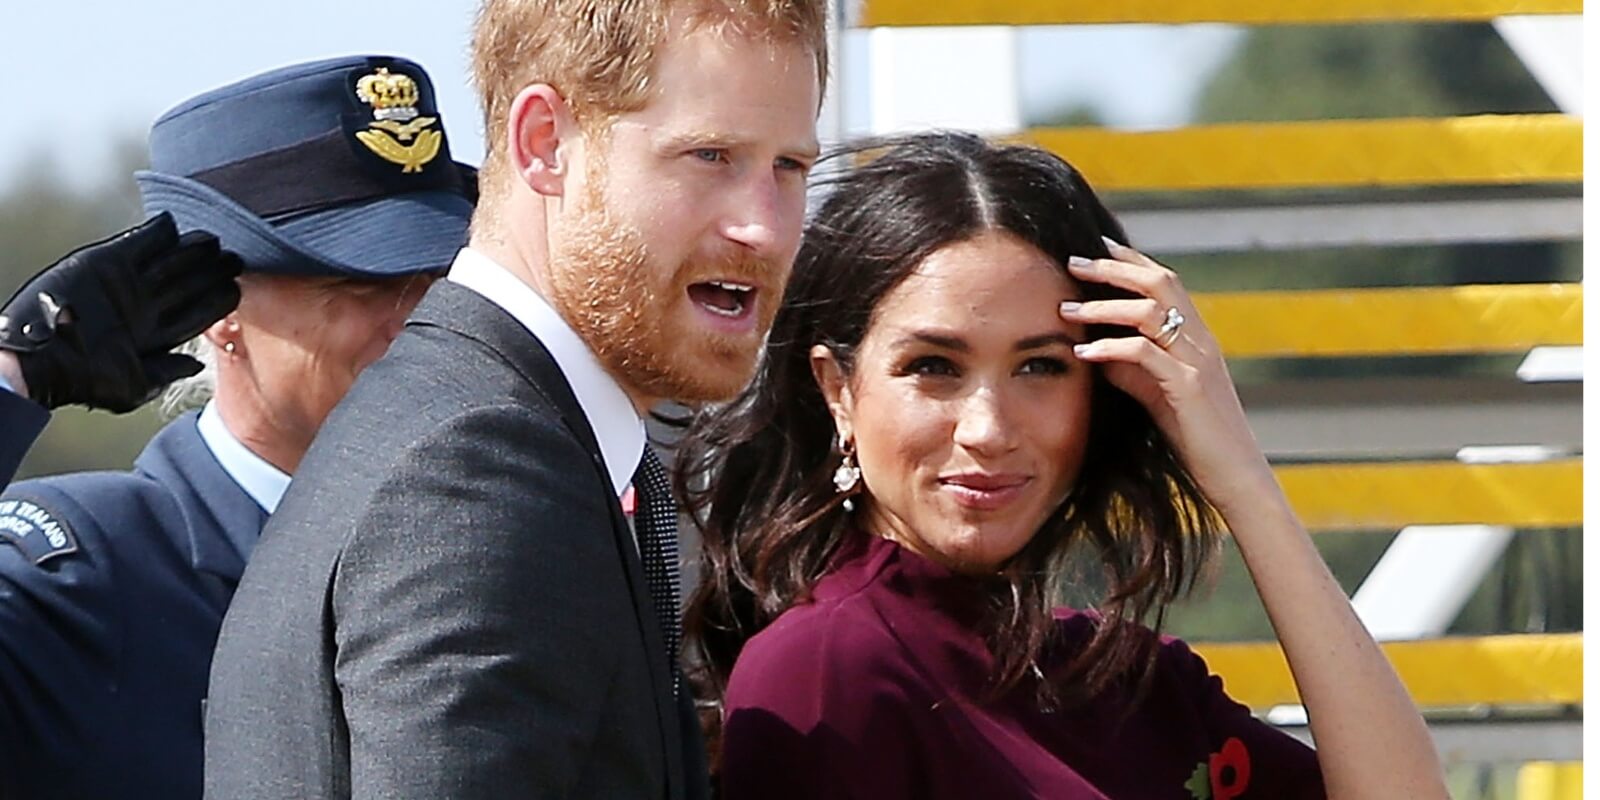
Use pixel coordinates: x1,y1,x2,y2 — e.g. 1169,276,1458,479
721,534,1325,799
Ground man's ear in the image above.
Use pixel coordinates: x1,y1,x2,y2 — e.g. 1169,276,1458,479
810,344,854,443
507,84,575,197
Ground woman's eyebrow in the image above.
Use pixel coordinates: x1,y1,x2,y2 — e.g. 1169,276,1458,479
893,331,968,352
1015,332,1081,350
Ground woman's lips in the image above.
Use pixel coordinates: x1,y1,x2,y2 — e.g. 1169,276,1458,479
938,474,1032,511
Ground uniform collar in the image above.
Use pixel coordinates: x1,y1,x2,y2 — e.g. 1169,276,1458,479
447,247,645,494
195,401,291,513
134,414,270,581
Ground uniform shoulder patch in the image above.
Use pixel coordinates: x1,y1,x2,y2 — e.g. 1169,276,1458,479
0,497,79,565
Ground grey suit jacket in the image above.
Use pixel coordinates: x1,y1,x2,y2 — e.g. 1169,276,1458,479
204,280,708,799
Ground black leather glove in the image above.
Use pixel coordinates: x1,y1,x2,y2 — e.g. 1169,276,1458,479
0,212,243,412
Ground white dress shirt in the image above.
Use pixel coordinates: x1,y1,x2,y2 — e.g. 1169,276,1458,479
446,247,645,496
196,400,290,513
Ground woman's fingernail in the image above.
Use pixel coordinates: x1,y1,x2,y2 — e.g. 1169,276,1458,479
1101,235,1121,249
1059,301,1082,314
1073,343,1094,357
1068,256,1094,269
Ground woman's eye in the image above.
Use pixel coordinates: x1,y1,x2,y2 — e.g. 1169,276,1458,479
692,148,728,164
904,356,958,377
1019,357,1068,376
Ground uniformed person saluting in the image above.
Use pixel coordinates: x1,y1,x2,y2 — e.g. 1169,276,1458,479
0,55,475,800
0,213,242,486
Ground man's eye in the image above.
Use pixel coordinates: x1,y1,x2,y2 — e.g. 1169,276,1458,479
692,149,728,164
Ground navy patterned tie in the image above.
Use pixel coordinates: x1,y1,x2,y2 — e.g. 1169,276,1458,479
632,447,681,695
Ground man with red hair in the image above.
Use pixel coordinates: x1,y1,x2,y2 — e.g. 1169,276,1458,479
206,1,829,797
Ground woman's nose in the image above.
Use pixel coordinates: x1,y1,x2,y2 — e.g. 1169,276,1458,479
952,387,1016,455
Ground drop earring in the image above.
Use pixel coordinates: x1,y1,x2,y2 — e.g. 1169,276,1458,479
833,435,861,511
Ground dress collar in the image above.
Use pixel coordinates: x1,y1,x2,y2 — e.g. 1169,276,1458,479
825,532,995,629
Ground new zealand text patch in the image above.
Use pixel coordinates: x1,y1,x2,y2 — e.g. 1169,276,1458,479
0,498,79,565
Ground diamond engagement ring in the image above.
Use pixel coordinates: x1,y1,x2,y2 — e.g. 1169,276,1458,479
1155,306,1185,349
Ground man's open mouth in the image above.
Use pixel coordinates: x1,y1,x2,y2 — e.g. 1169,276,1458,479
688,280,756,319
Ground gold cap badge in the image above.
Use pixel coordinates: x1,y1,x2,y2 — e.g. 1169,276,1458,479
353,67,442,173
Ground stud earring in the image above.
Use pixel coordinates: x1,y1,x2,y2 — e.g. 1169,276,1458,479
222,341,236,355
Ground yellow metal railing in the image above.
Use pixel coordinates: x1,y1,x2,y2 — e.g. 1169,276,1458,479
1194,284,1581,359
1516,762,1583,800
1192,633,1582,708
1277,459,1581,531
1019,115,1580,192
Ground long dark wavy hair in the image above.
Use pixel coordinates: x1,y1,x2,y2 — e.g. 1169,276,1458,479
675,131,1220,762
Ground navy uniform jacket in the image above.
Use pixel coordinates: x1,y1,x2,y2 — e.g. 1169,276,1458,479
0,385,49,488
0,411,266,799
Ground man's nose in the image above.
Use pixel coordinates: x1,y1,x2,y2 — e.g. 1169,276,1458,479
721,173,787,256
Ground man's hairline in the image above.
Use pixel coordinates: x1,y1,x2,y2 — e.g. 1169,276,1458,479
489,20,827,155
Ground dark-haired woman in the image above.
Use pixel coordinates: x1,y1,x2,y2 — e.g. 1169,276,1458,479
677,132,1446,799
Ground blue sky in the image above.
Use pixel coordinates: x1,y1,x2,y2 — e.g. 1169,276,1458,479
5,1,1239,187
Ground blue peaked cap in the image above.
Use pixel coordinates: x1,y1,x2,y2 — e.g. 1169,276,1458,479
136,55,474,278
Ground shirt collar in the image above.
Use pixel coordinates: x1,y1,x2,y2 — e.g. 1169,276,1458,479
447,247,645,495
195,400,291,513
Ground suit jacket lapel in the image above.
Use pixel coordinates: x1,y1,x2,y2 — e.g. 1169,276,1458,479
409,280,687,797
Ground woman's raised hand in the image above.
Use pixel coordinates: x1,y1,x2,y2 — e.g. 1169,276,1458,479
1059,238,1276,516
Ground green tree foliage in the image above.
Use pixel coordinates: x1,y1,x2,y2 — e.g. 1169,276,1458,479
1194,23,1557,123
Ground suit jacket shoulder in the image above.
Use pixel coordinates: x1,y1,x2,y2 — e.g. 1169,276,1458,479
207,280,696,800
